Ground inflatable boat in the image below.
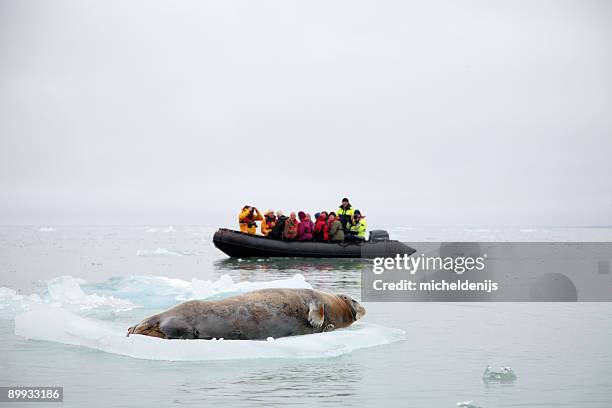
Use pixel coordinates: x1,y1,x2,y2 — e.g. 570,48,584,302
213,228,416,259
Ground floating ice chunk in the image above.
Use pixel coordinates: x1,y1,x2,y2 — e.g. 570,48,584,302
136,248,194,257
38,227,55,232
44,276,136,312
457,402,482,408
0,288,42,315
0,276,137,317
47,276,87,301
188,273,312,300
190,274,234,298
235,273,311,291
483,365,517,382
137,248,174,257
14,308,405,361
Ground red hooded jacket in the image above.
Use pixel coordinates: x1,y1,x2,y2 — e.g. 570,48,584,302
313,214,329,241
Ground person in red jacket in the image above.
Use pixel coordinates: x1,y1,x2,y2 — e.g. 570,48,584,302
313,211,329,241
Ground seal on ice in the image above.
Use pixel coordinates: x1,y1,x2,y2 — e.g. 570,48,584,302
127,288,366,340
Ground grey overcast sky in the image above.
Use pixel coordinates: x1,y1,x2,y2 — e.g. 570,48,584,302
1,0,611,226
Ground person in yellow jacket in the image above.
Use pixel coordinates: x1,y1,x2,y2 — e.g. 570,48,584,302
238,205,263,234
337,197,354,232
260,210,277,236
346,209,367,242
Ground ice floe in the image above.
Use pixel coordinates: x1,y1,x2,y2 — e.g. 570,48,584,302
15,307,405,361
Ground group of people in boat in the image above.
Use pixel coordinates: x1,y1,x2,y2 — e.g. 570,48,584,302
238,198,367,243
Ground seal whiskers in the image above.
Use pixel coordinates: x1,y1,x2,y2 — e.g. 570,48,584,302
126,316,167,339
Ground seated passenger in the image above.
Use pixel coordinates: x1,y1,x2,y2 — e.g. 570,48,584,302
238,205,263,234
283,212,299,240
269,210,287,239
346,210,367,242
327,212,345,242
296,211,314,241
313,211,329,241
261,210,277,236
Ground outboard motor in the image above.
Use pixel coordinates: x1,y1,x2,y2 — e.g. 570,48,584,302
368,230,390,242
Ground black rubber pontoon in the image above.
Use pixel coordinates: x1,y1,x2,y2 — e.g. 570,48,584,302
213,228,416,259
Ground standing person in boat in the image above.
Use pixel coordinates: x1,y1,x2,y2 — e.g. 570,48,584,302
296,211,314,241
337,197,355,232
283,212,299,240
261,210,277,237
346,210,367,242
313,211,329,241
269,210,288,239
327,212,345,242
238,205,263,235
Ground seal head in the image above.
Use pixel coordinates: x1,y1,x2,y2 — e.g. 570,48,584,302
337,293,367,321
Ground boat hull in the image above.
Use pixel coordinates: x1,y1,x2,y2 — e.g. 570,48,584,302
213,229,416,259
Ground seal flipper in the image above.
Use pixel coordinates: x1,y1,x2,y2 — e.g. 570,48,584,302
159,316,196,339
308,302,325,328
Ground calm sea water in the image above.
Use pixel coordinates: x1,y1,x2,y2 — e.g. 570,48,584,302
1,226,611,407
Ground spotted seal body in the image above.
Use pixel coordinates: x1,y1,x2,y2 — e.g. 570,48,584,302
127,288,366,340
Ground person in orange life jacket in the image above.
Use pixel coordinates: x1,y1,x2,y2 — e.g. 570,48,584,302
269,210,288,240
313,211,329,241
337,197,355,233
283,212,299,240
261,210,277,236
238,205,263,234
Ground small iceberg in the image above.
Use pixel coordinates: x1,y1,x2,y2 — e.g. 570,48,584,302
457,402,482,408
14,307,405,361
9,273,405,361
136,248,194,257
483,365,517,383
0,276,137,317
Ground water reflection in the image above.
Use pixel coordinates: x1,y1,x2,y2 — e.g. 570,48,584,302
172,359,362,406
214,258,368,298
215,257,369,272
